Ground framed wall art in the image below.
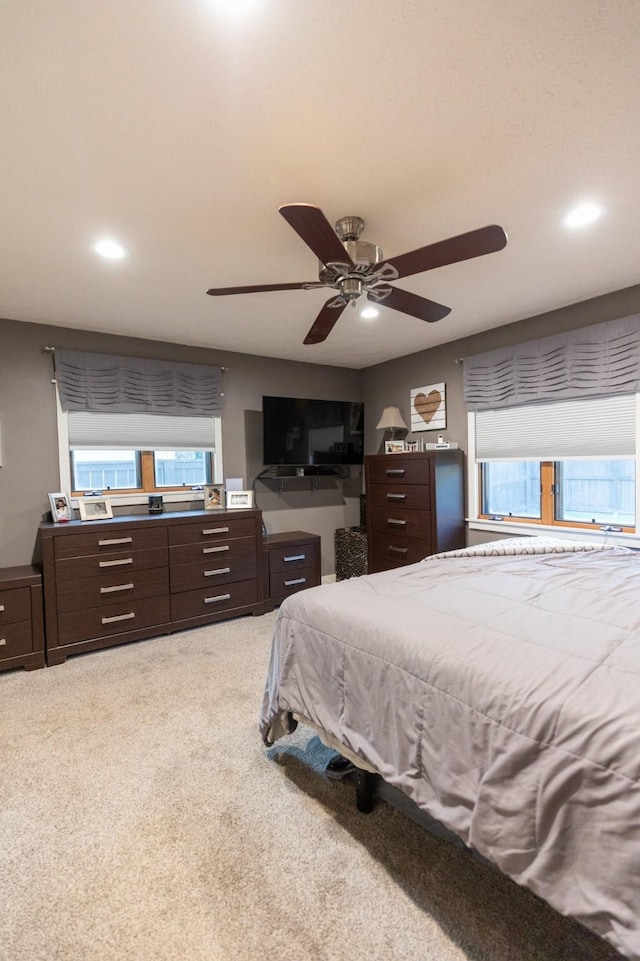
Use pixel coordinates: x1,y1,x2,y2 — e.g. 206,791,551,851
410,383,446,432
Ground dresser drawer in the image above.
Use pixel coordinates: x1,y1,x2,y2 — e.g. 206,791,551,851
170,554,257,593
269,542,317,574
55,546,168,582
369,485,429,513
169,535,256,568
0,620,33,658
57,595,171,645
370,507,432,540
270,566,316,600
370,532,432,567
56,567,170,613
168,517,256,546
170,579,258,621
367,457,431,486
0,587,31,626
54,525,167,559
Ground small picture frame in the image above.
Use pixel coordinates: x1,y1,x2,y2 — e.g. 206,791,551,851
204,484,226,510
48,492,73,523
226,490,254,510
78,496,113,521
405,440,419,452
385,440,406,454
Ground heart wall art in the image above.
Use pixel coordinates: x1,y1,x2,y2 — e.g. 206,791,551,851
410,382,446,432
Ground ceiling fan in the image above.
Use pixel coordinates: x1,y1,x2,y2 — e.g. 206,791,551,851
206,203,507,345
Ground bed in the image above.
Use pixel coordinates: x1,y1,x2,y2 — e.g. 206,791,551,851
259,538,640,960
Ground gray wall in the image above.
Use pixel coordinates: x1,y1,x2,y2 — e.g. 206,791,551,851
4,283,640,571
360,284,640,546
0,318,362,573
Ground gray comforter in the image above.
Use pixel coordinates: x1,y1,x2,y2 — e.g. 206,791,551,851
260,545,640,959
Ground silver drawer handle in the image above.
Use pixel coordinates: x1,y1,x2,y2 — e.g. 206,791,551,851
389,545,408,555
204,567,231,577
0,638,6,646
387,518,407,526
101,612,135,624
385,468,406,476
204,593,231,604
284,577,306,587
203,527,229,535
98,537,133,546
100,583,134,594
99,557,133,568
386,493,406,500
283,554,305,563
202,545,230,554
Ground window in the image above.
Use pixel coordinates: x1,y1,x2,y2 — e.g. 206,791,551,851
472,394,637,533
59,406,221,497
480,459,636,529
70,448,214,493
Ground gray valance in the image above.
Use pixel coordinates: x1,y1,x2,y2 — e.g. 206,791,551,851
54,349,222,416
463,314,640,411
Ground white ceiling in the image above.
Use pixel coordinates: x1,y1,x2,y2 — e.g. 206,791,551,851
2,0,640,369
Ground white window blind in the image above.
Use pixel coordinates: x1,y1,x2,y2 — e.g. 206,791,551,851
475,394,636,461
68,411,216,451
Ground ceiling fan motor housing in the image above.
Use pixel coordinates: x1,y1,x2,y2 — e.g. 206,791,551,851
318,239,384,283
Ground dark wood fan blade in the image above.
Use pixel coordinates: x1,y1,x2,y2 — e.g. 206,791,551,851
303,298,347,345
279,203,354,268
371,286,451,323
206,282,321,296
382,225,507,280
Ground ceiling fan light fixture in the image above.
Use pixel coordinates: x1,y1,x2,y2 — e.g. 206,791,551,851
92,238,128,260
563,202,606,229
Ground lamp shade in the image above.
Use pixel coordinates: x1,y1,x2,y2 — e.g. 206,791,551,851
375,406,408,431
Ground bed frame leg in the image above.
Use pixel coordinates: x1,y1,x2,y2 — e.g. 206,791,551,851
355,769,376,813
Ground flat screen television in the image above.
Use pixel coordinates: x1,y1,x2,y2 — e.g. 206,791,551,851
262,395,364,467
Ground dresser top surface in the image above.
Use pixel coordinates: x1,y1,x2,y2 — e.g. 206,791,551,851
40,508,261,538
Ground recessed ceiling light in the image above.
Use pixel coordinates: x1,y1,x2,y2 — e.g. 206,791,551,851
92,238,128,260
213,0,267,16
563,202,606,229
361,307,379,320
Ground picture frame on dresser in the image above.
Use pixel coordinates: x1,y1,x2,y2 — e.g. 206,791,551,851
227,490,254,509
204,484,225,510
384,441,406,454
78,496,113,521
48,492,73,523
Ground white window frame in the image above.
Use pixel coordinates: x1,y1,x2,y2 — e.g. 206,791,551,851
466,395,640,549
55,390,223,508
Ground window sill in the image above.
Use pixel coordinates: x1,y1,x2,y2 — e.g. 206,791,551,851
467,518,640,550
71,490,205,509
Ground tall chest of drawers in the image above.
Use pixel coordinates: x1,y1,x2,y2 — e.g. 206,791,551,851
365,451,465,573
40,509,265,665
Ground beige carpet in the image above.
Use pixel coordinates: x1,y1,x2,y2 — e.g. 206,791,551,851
0,611,623,961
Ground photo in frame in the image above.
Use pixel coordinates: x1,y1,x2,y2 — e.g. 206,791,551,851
204,484,226,510
78,496,113,521
385,440,406,454
48,492,73,523
226,490,254,509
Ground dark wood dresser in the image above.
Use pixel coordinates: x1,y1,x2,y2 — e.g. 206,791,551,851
365,451,465,573
40,509,265,665
262,531,321,609
0,565,45,672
